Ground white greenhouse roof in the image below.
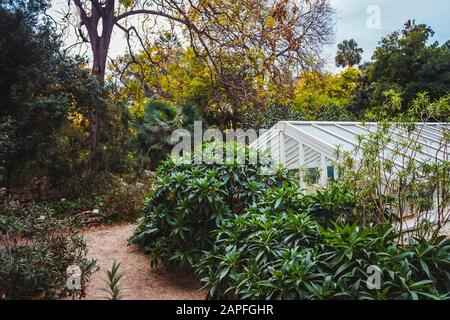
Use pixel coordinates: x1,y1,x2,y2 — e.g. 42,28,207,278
251,121,450,230
252,121,449,166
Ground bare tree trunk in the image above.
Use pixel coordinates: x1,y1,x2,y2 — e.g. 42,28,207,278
84,1,115,170
89,51,103,169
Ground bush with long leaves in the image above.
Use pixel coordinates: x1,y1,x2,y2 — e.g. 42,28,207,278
197,184,450,300
129,143,298,269
0,203,97,299
101,261,125,300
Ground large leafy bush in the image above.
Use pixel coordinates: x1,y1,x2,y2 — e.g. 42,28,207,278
0,203,97,299
130,143,298,269
197,184,450,300
196,184,321,299
303,183,356,227
318,224,450,299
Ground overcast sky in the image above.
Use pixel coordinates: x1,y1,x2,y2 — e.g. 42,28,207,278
324,0,450,72
51,0,450,74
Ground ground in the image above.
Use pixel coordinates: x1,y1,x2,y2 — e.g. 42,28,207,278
82,223,205,300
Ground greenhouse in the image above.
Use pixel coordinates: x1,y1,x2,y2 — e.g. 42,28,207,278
252,121,448,184
251,121,449,231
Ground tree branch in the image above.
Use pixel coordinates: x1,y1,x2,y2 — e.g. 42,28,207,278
73,0,89,24
115,8,219,71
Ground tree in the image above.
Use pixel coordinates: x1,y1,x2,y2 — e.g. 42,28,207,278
64,0,334,151
335,39,363,68
0,3,108,186
134,99,202,168
111,33,211,118
292,68,360,120
355,20,450,113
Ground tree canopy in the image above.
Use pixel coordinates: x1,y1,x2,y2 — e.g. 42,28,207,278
62,0,334,155
0,3,109,186
357,20,450,113
293,68,360,120
335,39,363,68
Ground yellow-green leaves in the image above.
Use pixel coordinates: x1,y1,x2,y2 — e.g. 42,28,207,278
119,0,135,9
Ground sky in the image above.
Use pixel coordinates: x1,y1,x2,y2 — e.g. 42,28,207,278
50,0,450,74
324,0,450,72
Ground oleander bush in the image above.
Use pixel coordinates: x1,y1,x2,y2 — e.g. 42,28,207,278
0,203,97,299
196,185,450,300
303,183,356,227
129,143,298,269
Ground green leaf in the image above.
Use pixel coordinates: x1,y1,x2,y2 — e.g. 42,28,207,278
419,260,431,278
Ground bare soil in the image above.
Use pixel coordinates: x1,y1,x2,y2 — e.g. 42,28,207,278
81,223,205,300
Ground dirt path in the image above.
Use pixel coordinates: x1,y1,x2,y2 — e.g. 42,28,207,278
82,223,205,300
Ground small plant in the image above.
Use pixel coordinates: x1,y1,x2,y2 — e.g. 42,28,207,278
101,261,125,300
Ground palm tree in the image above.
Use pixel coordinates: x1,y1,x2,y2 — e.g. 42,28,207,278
135,100,202,168
335,39,363,68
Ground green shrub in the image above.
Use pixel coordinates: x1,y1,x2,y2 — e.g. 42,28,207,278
90,173,152,223
0,117,13,185
197,184,321,299
43,172,152,224
303,183,356,227
0,203,97,299
197,185,450,300
129,143,298,269
317,224,450,300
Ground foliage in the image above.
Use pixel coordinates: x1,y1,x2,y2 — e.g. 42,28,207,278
0,5,115,188
93,174,152,223
108,0,334,128
113,35,282,130
197,189,450,299
197,208,320,299
0,117,13,184
292,68,359,121
355,20,450,114
133,99,203,169
129,143,298,269
101,261,125,300
134,100,180,168
239,104,304,131
1,0,50,19
0,203,97,299
303,183,356,227
113,42,211,115
363,90,450,122
334,116,449,232
318,225,450,300
44,172,152,224
335,39,363,68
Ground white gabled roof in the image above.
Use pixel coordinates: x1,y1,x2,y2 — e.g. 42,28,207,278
252,121,450,230
256,121,449,164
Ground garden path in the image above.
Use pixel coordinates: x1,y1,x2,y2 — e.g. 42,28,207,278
81,223,205,300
